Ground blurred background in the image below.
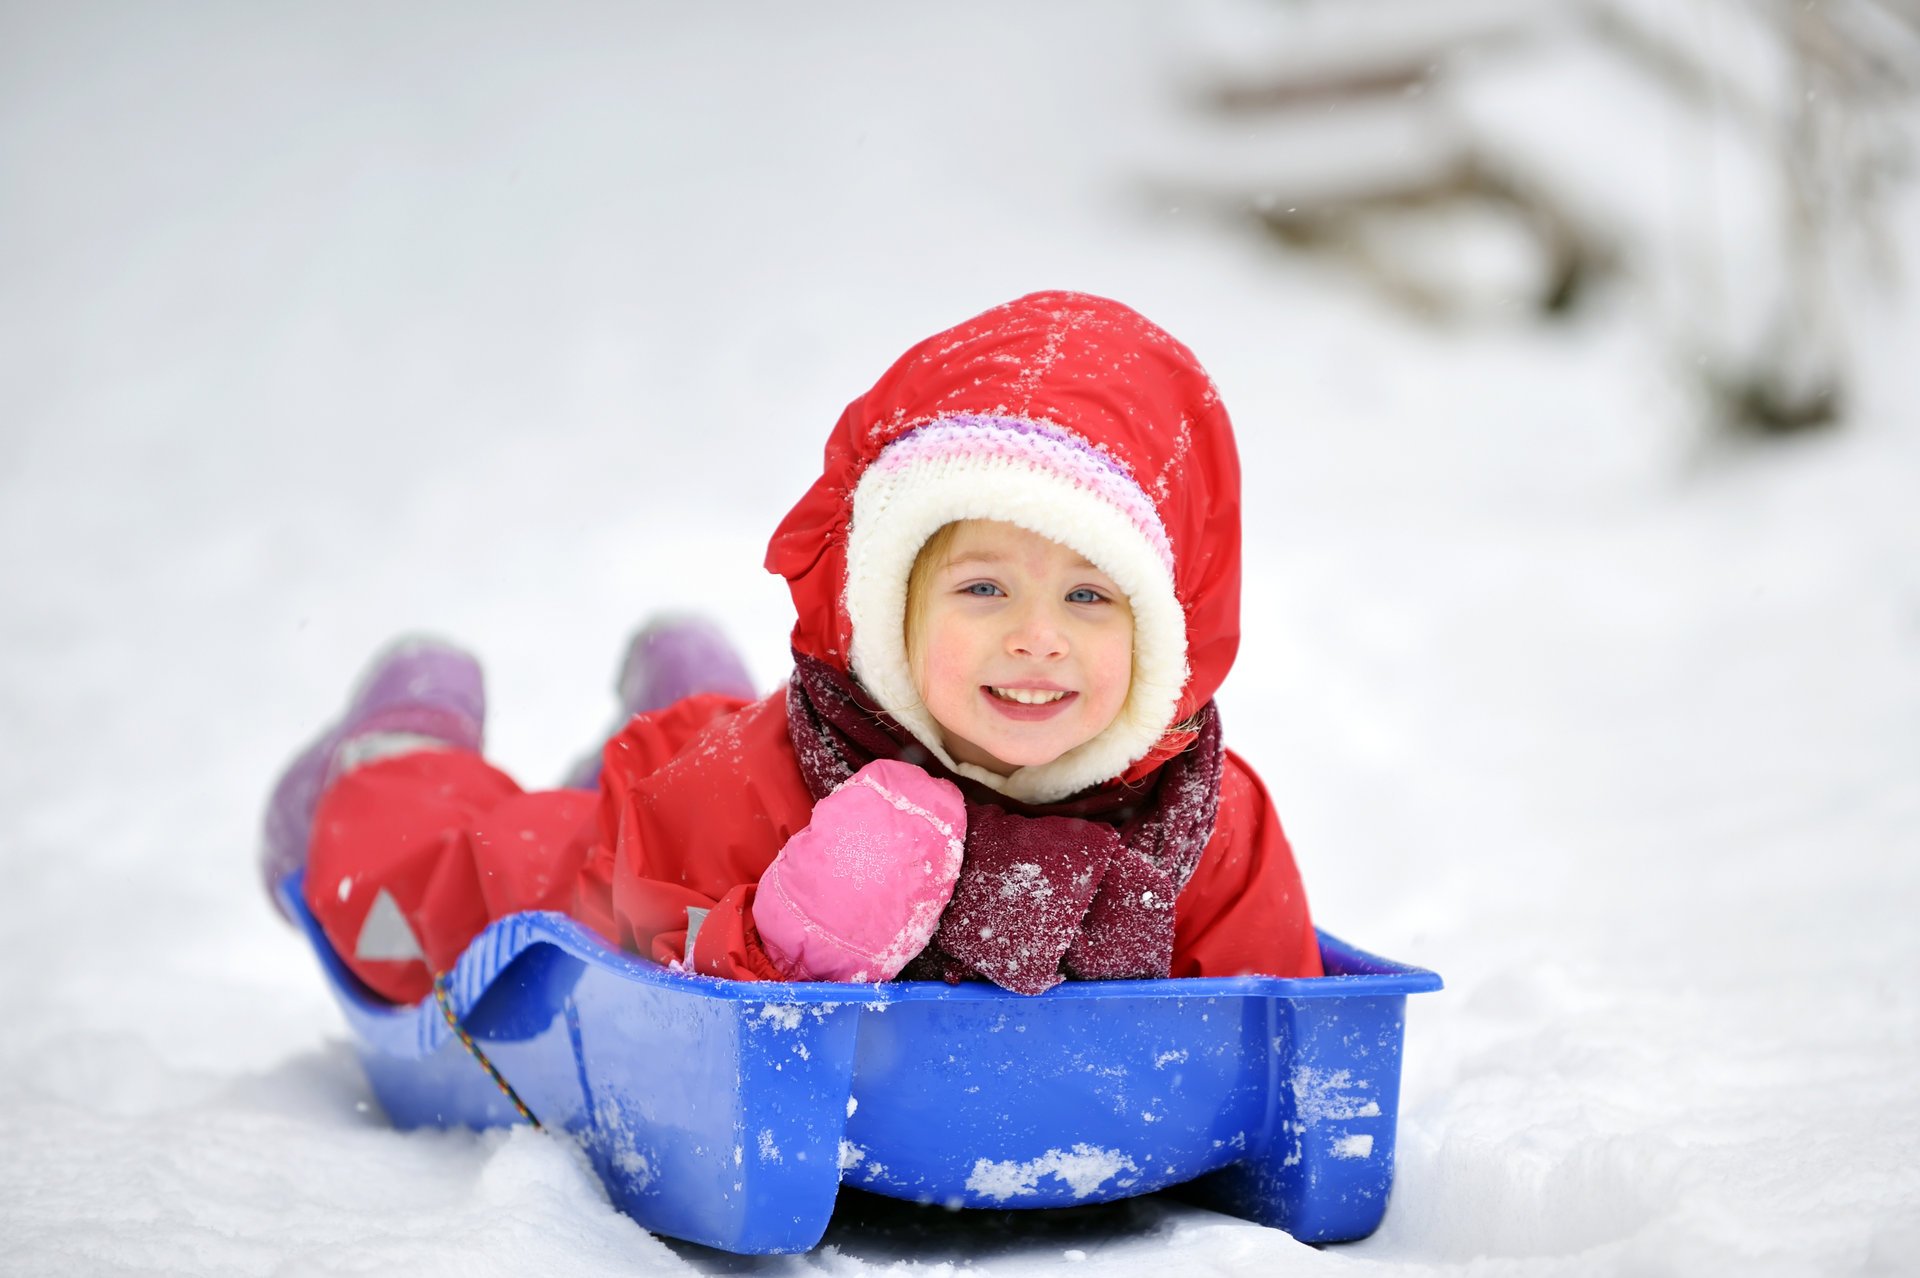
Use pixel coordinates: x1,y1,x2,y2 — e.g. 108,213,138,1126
3,2,1918,1273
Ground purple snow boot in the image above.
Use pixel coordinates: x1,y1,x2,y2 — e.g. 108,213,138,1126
563,614,756,789
259,637,486,919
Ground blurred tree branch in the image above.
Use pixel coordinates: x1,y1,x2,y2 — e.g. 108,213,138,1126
1152,0,1919,436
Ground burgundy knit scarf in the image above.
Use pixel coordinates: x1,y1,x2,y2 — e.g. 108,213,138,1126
785,653,1223,994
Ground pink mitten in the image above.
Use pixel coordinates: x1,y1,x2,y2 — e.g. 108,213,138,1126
752,759,967,982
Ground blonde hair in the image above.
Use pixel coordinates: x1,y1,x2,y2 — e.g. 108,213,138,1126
903,522,962,692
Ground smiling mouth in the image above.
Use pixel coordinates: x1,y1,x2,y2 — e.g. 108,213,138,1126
990,686,1067,706
980,686,1079,722
998,683,1075,702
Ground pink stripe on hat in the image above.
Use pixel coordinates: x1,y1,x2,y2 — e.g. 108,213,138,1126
873,416,1175,576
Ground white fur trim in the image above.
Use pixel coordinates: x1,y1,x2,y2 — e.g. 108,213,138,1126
844,432,1187,804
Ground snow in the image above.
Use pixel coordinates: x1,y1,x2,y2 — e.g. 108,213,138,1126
3,3,1918,1276
1293,1067,1385,1123
1332,1134,1376,1161
756,1004,808,1033
965,1145,1143,1202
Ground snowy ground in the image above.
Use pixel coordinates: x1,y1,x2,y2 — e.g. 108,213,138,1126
3,4,1918,1275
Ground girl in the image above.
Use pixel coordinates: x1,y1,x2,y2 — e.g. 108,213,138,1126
267,291,1322,1002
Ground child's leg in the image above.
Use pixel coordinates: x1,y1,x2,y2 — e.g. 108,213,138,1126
268,637,597,1003
305,747,594,1003
563,614,756,788
305,748,519,1000
259,637,485,914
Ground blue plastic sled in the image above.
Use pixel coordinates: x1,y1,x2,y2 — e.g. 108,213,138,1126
279,871,1439,1254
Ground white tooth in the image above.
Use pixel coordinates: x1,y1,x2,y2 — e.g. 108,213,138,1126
994,687,1065,705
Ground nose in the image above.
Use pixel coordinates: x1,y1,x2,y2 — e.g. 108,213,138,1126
1006,601,1068,660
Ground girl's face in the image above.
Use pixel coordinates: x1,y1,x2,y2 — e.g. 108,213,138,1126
909,520,1134,776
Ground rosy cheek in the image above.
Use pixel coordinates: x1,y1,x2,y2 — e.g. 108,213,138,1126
1086,637,1134,720
915,626,973,712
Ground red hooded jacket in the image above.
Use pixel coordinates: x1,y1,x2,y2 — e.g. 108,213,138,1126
306,293,1322,1004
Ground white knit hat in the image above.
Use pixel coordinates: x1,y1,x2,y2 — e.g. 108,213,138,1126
844,414,1188,805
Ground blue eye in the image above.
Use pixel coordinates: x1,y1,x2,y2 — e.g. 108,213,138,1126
963,582,1004,597
1066,588,1107,605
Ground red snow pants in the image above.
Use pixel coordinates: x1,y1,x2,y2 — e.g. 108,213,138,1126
304,749,597,1004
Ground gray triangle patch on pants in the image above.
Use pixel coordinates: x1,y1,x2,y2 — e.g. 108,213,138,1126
355,887,427,964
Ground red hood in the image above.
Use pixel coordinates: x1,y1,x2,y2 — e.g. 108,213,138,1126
765,290,1243,763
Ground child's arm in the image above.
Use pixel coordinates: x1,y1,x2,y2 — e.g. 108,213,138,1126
572,694,965,983
1169,750,1324,979
749,759,965,982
